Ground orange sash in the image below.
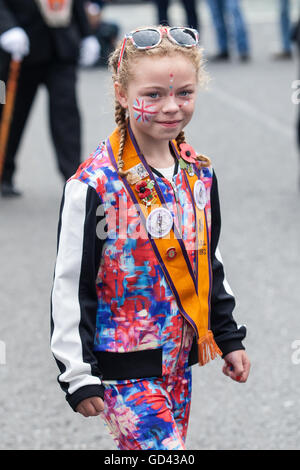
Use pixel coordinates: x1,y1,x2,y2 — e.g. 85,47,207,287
107,126,222,365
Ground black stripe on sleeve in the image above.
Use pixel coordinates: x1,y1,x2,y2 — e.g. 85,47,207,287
210,171,246,357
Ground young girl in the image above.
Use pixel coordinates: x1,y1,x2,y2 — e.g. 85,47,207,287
50,26,250,450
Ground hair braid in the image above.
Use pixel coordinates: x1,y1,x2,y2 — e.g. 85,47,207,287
176,129,211,167
175,130,186,149
108,30,210,175
115,101,130,177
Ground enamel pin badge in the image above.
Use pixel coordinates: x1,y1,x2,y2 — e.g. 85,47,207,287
135,179,158,206
166,247,177,260
193,179,207,210
126,163,149,185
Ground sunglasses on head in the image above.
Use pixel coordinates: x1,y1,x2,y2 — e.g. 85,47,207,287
117,27,200,72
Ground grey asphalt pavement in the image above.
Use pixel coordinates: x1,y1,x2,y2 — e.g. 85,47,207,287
1,0,300,450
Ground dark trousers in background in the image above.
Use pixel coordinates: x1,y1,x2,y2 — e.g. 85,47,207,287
154,0,199,31
0,60,81,184
206,0,250,56
280,0,291,53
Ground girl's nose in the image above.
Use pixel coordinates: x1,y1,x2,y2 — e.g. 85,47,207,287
162,95,180,113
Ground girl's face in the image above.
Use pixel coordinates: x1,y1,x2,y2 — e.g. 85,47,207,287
115,54,198,146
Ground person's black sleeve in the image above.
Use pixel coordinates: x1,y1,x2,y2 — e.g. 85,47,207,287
210,171,246,357
291,19,300,43
0,0,18,34
50,179,106,412
73,0,92,38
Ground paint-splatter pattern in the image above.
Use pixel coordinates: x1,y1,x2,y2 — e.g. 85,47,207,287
71,137,213,449
99,322,194,450
71,139,213,377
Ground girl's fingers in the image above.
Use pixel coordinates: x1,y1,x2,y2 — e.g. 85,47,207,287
90,396,105,413
76,397,104,417
223,361,245,382
83,401,101,416
240,356,251,382
76,404,88,417
223,352,251,383
222,362,232,377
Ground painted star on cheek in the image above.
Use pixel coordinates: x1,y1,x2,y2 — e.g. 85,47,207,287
179,99,191,108
132,98,158,123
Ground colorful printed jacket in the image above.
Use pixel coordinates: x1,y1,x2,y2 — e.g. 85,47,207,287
50,134,246,412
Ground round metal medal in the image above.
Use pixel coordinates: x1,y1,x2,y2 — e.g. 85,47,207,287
146,207,173,238
193,180,207,210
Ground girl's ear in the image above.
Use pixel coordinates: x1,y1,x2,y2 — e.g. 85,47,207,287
114,82,128,109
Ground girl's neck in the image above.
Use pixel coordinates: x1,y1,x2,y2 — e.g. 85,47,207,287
133,132,175,169
145,148,175,169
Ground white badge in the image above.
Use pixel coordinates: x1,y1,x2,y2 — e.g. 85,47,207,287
131,162,149,179
194,180,207,210
146,208,173,238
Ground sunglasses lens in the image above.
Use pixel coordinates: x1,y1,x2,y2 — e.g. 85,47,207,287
170,28,198,46
132,29,161,48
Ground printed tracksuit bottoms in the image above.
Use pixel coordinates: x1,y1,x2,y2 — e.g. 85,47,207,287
99,320,194,450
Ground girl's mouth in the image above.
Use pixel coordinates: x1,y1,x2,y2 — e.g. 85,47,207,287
157,120,181,128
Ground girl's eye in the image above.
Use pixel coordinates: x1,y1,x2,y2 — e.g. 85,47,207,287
147,92,159,99
179,90,193,97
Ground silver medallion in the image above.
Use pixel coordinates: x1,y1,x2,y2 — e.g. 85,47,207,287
146,208,173,238
194,180,207,210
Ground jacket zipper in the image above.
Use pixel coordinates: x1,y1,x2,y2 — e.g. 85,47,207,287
170,177,184,370
168,175,186,369
174,319,186,370
170,178,182,237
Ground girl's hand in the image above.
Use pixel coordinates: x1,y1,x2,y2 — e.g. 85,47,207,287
76,396,104,417
222,350,251,383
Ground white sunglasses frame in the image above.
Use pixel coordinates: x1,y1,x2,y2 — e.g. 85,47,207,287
117,27,200,73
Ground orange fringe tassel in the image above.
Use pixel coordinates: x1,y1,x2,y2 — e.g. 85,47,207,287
198,330,222,366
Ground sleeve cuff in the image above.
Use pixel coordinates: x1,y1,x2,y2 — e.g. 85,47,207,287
219,340,245,358
216,325,247,358
66,384,106,412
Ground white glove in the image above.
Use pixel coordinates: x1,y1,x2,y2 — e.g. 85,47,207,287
79,36,100,67
0,27,30,60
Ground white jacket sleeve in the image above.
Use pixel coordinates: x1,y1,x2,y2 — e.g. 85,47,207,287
50,179,105,411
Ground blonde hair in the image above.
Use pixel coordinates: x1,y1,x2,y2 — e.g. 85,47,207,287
108,27,210,176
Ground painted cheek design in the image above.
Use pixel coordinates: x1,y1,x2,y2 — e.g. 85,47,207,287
183,99,193,107
179,100,190,109
132,98,158,123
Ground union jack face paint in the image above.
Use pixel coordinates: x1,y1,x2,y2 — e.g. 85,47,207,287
132,98,158,123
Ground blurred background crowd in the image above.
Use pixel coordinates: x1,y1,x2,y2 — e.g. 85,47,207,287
0,0,300,195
